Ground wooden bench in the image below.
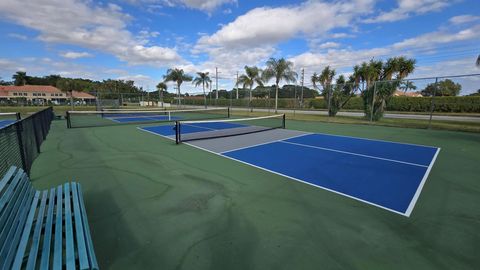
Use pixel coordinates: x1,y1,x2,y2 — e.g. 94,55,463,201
0,166,98,270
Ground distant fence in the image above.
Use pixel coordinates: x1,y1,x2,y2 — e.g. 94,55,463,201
0,107,54,177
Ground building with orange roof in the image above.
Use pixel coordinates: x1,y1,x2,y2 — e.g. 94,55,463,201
0,85,96,105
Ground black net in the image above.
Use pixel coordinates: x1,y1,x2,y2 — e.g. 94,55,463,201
67,107,230,128
176,114,285,143
0,107,53,177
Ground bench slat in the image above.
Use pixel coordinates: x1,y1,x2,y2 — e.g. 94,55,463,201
40,188,56,270
0,168,25,227
64,183,76,270
0,176,31,266
2,187,34,269
12,190,40,269
26,190,49,270
77,184,99,270
53,186,63,270
72,182,89,270
0,166,17,195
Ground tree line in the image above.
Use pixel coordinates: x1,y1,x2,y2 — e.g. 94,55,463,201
160,56,422,121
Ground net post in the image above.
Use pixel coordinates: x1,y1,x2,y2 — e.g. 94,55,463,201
15,112,21,120
66,111,71,128
175,121,180,144
227,107,230,118
282,114,286,129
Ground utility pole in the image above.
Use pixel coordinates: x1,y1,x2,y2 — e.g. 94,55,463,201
215,67,219,100
300,68,304,108
236,71,239,99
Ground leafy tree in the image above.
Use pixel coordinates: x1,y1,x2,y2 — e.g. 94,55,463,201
263,58,297,113
0,77,12,86
467,89,480,96
13,71,29,86
56,78,82,110
399,80,417,93
163,68,192,106
421,79,462,96
318,66,336,114
192,72,211,108
156,82,167,106
311,67,358,117
361,57,416,121
237,66,264,110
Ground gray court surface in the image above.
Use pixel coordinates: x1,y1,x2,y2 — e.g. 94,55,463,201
187,129,309,153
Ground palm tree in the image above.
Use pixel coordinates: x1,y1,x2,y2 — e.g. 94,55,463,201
400,81,416,93
192,72,212,108
263,58,297,113
318,66,336,114
156,82,167,107
163,68,192,106
237,66,264,111
396,57,416,80
319,66,336,89
56,78,79,110
13,71,28,86
311,72,320,92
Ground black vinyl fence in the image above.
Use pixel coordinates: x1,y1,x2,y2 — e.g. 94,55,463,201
0,107,53,177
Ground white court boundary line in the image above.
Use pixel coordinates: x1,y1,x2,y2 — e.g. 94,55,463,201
404,147,441,216
219,132,312,154
138,125,440,217
279,140,428,168
305,131,438,149
185,140,408,216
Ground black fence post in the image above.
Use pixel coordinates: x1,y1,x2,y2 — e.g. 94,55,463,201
66,111,71,129
14,122,28,175
428,77,438,129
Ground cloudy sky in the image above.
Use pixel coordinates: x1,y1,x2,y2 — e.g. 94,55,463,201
0,0,479,93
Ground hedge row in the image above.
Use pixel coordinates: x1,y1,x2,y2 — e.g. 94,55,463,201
183,96,480,113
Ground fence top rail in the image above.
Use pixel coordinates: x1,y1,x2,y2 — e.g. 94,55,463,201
373,73,480,84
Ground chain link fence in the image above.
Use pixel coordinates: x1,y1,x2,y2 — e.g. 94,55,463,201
0,107,54,177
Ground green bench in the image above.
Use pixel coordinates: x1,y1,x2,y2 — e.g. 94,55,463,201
0,166,98,269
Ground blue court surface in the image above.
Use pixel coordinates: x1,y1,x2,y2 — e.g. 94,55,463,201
0,120,15,128
106,115,181,123
140,123,440,216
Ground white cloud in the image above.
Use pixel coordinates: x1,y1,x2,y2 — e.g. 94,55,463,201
127,0,236,12
196,0,375,49
117,74,156,88
329,33,355,39
289,25,480,75
8,33,28,40
365,0,451,23
176,0,237,12
392,25,480,50
317,42,341,49
0,0,183,67
449,15,480,25
60,51,93,59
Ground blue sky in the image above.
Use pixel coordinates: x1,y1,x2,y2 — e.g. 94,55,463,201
0,0,479,94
